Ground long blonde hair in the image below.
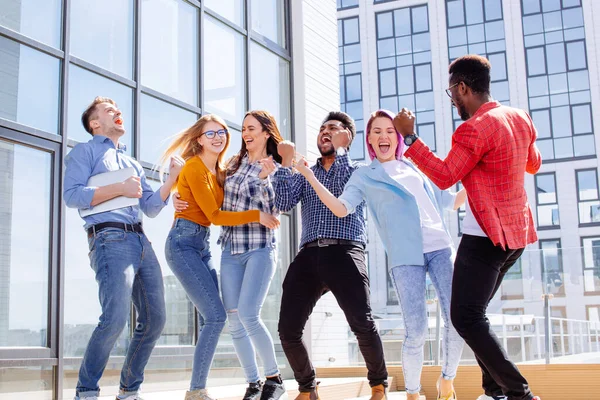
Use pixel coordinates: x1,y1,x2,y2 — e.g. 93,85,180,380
160,114,231,187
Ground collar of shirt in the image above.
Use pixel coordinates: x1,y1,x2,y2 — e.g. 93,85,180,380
92,134,127,151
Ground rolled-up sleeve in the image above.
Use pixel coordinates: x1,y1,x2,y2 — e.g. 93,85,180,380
63,145,96,209
338,172,365,215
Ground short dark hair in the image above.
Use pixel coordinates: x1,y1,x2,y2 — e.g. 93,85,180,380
448,54,491,95
322,111,356,144
81,96,117,135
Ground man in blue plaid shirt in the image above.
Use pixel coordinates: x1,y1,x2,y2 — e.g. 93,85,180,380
274,111,388,400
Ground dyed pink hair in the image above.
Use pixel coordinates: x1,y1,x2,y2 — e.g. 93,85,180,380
365,109,404,161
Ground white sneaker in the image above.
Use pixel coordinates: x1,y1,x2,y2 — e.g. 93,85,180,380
476,395,507,400
185,389,214,400
74,397,99,400
116,394,144,400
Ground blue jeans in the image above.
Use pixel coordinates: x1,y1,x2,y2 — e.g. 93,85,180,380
165,219,226,390
76,228,166,399
220,243,279,383
390,247,464,395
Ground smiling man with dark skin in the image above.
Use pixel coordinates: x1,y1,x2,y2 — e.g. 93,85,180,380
393,55,542,400
272,112,388,400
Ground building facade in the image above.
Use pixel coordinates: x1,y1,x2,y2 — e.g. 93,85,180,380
336,0,600,365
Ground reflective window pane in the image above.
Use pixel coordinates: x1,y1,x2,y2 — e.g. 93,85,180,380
344,18,359,44
546,43,566,74
577,170,599,201
411,6,429,33
145,179,194,346
522,0,541,15
0,37,60,134
380,69,397,97
415,64,432,92
573,134,595,157
572,104,592,134
377,12,394,39
0,140,51,348
70,0,134,78
0,366,53,399
447,0,465,27
204,16,245,123
566,40,587,70
140,95,198,165
532,109,551,138
527,47,546,75
484,0,502,21
251,0,286,47
142,0,198,105
205,0,244,26
536,174,557,203
465,0,484,24
67,65,133,150
393,9,411,36
345,74,362,101
0,0,62,48
250,43,291,139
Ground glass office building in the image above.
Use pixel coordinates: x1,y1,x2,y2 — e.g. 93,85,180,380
0,0,293,398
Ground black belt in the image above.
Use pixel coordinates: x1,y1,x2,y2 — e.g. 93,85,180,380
87,222,143,237
303,238,364,249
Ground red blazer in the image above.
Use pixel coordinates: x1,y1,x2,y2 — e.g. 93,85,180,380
405,101,542,250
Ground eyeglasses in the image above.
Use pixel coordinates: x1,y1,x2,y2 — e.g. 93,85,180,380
445,82,459,98
202,129,228,139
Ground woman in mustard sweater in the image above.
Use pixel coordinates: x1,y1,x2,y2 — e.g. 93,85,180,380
160,114,279,400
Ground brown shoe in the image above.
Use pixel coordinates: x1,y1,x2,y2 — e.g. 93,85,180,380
294,385,320,400
370,384,387,400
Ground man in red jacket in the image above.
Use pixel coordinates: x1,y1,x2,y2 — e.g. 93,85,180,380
393,55,542,400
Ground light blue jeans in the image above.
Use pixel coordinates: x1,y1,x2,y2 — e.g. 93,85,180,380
76,229,166,399
165,219,226,390
390,247,464,395
220,243,280,383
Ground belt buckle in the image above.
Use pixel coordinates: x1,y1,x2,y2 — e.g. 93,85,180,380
317,238,329,247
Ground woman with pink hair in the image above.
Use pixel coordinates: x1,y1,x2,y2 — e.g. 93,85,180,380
295,109,465,400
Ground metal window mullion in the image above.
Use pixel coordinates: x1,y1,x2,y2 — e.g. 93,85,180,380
130,0,143,339
245,0,251,114
0,25,65,58
56,0,72,396
198,2,203,115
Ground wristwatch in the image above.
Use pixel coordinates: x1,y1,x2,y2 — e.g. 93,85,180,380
403,133,419,146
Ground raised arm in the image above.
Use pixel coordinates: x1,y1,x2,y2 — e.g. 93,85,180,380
137,156,184,218
185,168,260,226
273,141,305,212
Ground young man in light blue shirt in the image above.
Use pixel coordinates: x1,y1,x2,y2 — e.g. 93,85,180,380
64,96,183,400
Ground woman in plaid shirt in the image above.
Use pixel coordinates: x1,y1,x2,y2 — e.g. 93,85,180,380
220,111,286,400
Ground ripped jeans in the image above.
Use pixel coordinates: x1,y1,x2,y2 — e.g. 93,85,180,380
220,243,279,383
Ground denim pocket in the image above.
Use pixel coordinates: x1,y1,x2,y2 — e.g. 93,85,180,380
97,228,126,242
178,224,200,237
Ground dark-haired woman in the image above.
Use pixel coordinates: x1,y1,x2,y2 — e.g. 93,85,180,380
223,111,287,400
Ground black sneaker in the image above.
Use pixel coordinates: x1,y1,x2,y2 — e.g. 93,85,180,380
259,379,287,400
243,381,263,400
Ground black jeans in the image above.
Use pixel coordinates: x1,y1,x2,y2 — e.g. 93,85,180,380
278,244,388,392
451,234,533,400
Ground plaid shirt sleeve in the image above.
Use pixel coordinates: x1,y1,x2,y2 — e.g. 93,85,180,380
273,167,305,212
405,122,486,190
